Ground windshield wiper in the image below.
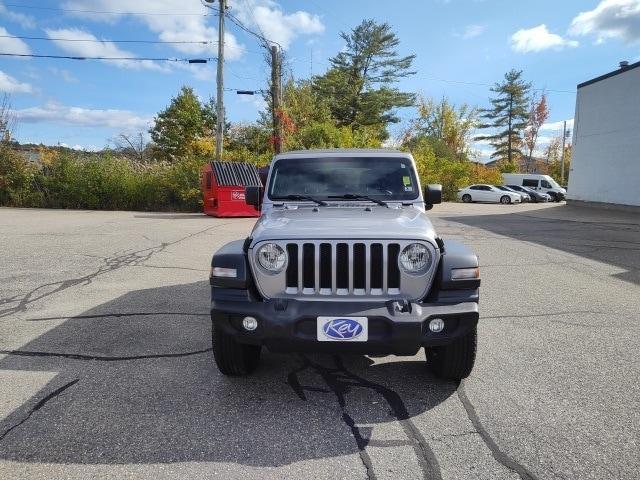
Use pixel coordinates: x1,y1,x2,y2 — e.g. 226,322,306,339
272,194,328,206
328,194,389,207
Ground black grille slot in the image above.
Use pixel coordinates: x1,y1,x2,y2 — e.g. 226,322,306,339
336,243,349,289
320,243,332,289
388,243,401,289
286,244,298,287
353,243,366,290
370,243,383,289
302,243,315,289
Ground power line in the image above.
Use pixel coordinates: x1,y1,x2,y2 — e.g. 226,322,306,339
224,9,282,50
3,3,209,16
0,34,212,45
0,52,213,62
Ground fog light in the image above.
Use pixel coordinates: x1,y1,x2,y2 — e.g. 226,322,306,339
429,318,445,333
242,316,258,331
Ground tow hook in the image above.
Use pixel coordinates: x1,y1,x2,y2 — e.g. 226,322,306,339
390,299,411,314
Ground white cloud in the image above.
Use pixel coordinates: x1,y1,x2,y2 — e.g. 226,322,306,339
60,0,324,59
510,24,579,52
458,24,485,39
569,0,640,44
230,0,325,49
0,26,31,55
61,0,245,60
14,102,152,130
540,119,574,131
0,1,36,29
238,92,267,111
0,70,33,93
44,28,165,71
48,67,78,83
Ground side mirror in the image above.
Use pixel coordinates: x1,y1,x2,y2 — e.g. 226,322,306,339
245,186,263,210
424,184,442,210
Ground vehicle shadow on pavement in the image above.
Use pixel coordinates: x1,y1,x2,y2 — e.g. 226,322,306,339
0,281,455,466
442,208,640,285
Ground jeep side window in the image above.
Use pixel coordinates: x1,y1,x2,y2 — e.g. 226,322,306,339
523,179,538,188
470,186,480,190
541,180,552,188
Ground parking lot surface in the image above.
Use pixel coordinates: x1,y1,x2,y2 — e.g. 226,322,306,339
1,203,638,479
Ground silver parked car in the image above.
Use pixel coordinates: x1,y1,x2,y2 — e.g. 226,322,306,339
209,149,481,381
494,185,530,202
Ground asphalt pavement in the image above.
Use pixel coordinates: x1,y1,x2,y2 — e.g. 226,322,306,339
0,203,638,479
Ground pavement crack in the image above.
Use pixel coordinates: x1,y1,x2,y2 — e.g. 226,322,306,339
0,222,232,318
458,381,538,480
0,347,213,362
286,356,443,480
0,379,79,442
24,312,209,322
334,356,442,480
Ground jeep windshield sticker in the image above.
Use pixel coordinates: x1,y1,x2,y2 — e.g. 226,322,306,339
403,175,411,186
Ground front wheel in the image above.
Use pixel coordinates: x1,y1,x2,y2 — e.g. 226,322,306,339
426,327,477,381
461,194,472,203
500,195,511,204
212,322,261,376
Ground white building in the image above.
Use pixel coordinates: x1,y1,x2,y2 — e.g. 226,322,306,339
569,61,640,210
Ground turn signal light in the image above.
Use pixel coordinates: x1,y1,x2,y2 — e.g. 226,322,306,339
451,267,479,280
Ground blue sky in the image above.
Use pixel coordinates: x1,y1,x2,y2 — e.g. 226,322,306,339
0,0,638,157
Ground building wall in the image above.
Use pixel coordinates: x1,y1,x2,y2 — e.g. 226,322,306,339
569,66,640,207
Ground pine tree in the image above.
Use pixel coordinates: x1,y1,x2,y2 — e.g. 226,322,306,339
476,69,531,167
313,19,416,137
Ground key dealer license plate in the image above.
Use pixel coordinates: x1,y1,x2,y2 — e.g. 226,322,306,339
317,317,368,342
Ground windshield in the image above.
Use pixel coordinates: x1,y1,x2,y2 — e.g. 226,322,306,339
545,177,561,188
267,157,420,201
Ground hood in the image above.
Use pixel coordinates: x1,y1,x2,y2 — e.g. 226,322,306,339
250,205,437,243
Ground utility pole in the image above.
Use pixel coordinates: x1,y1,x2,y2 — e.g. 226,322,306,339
560,120,567,185
215,0,226,161
270,45,282,154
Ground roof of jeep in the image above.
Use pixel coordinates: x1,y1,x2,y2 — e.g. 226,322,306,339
274,148,410,159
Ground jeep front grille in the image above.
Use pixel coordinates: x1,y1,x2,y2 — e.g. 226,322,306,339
250,240,438,300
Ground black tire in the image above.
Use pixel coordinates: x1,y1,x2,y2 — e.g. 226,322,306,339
426,327,477,381
462,194,472,203
500,195,511,205
212,322,261,376
547,192,557,202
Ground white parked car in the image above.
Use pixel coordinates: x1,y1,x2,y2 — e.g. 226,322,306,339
457,184,522,204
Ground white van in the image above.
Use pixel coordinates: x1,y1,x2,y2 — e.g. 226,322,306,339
501,174,566,202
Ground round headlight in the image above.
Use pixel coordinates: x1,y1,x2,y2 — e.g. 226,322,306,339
399,243,431,274
256,243,287,273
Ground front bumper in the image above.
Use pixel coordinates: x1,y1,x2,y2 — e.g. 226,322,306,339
211,298,478,355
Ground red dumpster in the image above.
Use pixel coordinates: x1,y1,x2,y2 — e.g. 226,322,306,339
200,162,262,218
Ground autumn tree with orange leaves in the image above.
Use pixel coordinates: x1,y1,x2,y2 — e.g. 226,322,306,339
524,94,549,172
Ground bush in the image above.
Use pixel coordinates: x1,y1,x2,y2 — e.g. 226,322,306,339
1,146,212,212
409,138,501,201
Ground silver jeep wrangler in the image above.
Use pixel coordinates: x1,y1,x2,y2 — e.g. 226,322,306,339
209,149,480,380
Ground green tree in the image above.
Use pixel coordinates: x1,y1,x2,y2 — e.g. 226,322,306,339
407,96,478,160
476,69,531,169
149,86,217,161
314,19,416,137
